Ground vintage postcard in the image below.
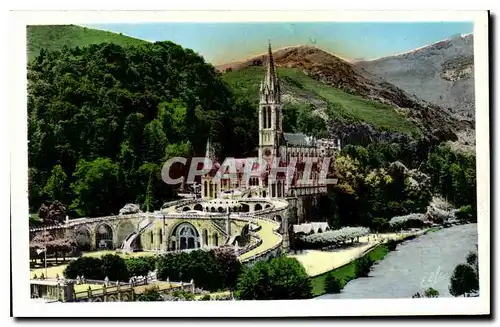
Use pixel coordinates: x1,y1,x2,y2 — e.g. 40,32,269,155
9,10,490,317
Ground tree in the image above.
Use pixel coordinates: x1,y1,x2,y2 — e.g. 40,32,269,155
64,257,104,280
214,248,242,290
142,119,167,164
235,256,312,300
425,287,440,298
63,255,129,281
466,251,479,273
372,217,389,233
456,205,476,223
449,264,479,297
136,287,162,301
27,41,238,216
42,164,67,202
29,231,76,264
143,169,154,212
412,287,439,298
70,157,120,216
101,254,130,282
355,256,374,278
324,272,342,293
38,200,68,225
125,256,157,277
156,249,240,292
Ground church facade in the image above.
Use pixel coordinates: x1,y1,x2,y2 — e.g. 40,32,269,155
201,43,341,200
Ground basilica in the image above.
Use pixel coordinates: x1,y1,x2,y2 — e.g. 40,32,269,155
201,43,341,200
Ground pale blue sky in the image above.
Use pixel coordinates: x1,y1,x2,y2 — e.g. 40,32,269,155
84,22,473,64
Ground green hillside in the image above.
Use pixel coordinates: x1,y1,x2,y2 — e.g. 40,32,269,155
222,66,421,137
27,25,148,62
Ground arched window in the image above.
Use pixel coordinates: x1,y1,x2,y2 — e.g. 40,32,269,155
177,223,199,250
203,229,208,246
214,233,219,246
96,224,113,249
267,107,272,129
263,107,268,128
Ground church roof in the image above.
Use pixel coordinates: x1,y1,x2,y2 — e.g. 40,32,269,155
283,132,316,147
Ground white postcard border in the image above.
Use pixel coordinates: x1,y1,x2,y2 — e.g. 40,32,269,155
9,10,490,317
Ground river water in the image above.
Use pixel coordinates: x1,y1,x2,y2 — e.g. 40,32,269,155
317,224,478,299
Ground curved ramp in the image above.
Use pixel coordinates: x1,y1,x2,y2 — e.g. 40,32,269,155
238,217,282,261
121,221,154,252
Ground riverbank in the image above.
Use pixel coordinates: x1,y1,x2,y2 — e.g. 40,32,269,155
310,244,389,297
317,223,477,299
289,230,426,278
305,230,428,297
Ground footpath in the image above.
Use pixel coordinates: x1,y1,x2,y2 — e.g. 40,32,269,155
289,231,425,277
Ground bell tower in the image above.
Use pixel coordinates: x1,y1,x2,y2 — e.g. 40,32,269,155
258,41,283,162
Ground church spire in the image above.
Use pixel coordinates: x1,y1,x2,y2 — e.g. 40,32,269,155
261,40,280,102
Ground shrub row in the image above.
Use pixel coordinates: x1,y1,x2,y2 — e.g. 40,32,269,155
156,248,242,292
301,227,370,249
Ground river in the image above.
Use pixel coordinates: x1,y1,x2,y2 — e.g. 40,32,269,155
317,223,478,299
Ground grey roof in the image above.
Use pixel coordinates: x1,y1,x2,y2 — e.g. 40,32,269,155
283,133,316,147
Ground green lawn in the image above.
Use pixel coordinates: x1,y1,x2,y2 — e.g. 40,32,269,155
222,66,421,136
310,244,389,297
27,25,148,62
424,227,442,234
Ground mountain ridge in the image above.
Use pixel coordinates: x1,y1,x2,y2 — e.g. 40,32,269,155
354,34,474,121
27,24,148,62
219,45,470,141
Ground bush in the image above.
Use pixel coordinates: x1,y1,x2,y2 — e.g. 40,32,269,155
425,205,454,224
171,289,195,301
156,249,240,292
355,256,374,278
302,227,370,249
372,217,390,233
199,294,211,301
214,247,243,290
63,254,129,281
389,213,425,230
125,256,157,277
456,205,476,222
425,287,439,298
449,263,479,297
324,273,342,293
412,287,439,298
386,239,399,251
235,256,312,300
136,287,162,301
64,257,105,280
101,254,130,281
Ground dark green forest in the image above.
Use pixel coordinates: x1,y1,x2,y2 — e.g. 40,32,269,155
28,42,257,216
28,41,476,224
